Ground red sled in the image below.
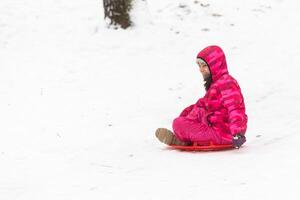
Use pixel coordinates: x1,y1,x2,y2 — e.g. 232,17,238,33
170,142,235,151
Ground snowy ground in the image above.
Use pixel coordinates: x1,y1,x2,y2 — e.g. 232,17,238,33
1,0,300,199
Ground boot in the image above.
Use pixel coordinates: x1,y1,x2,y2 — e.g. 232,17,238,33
155,128,190,146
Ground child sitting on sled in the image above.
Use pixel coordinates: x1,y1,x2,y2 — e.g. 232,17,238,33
156,45,248,149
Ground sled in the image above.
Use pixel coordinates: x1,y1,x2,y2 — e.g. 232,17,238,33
170,142,235,151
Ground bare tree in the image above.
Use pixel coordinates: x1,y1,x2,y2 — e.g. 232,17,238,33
103,0,133,29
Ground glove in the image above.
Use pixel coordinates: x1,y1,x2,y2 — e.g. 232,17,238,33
232,134,246,149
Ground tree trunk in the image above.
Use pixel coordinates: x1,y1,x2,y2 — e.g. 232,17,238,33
103,0,132,29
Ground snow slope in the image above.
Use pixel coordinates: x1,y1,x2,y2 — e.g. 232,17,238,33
1,0,300,199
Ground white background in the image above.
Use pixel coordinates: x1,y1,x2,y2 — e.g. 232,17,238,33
0,0,299,199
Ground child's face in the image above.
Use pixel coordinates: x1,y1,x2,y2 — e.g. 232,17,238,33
196,59,210,79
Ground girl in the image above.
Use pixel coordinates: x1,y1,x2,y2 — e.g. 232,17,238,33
156,45,248,148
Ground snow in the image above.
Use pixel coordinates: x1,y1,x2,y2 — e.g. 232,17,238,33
1,0,300,199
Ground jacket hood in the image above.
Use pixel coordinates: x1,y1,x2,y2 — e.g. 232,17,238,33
197,45,228,82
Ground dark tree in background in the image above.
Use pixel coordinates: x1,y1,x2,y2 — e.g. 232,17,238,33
103,0,133,29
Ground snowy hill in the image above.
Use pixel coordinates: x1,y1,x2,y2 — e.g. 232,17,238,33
1,0,300,199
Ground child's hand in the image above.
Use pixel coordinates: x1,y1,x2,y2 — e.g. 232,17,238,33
232,134,246,149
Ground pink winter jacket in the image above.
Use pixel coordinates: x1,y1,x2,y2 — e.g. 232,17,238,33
180,46,248,143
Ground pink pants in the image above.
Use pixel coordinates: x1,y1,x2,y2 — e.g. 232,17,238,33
172,117,223,145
